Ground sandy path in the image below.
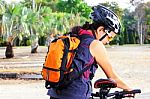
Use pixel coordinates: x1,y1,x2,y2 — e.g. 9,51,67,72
0,45,150,99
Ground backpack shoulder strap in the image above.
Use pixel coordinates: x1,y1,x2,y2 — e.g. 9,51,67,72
61,37,70,72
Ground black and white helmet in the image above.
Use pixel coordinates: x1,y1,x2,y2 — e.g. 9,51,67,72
90,5,121,34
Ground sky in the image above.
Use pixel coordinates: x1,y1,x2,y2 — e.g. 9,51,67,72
4,0,132,8
84,0,130,8
84,0,150,9
4,0,150,9
4,0,23,4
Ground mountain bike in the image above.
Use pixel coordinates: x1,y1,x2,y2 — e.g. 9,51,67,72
90,79,141,99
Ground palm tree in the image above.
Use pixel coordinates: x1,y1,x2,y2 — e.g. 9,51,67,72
1,1,23,58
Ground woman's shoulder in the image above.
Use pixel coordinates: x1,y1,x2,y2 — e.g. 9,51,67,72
89,40,107,57
90,40,104,49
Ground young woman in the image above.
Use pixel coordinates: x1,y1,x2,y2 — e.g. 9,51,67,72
48,5,132,99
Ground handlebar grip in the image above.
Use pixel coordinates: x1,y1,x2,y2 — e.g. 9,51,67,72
123,89,141,94
131,89,141,94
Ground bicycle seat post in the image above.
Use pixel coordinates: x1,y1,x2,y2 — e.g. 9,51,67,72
99,88,110,99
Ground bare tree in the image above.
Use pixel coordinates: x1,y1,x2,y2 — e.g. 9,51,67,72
130,0,146,45
130,0,144,6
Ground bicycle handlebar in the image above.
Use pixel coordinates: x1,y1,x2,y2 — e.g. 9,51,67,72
91,89,141,98
107,89,141,98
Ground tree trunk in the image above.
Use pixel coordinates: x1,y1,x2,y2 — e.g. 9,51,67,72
31,41,38,53
5,42,14,58
140,23,143,45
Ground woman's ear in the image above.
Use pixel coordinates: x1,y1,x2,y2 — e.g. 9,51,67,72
96,27,100,35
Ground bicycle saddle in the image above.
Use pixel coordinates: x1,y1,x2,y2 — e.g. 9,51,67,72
94,79,117,89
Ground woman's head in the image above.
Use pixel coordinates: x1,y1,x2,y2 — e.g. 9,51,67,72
88,5,121,44
71,5,120,44
90,5,121,34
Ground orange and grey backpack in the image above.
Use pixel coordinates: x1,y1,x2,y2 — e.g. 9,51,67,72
42,33,91,89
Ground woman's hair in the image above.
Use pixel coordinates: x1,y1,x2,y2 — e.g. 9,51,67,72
71,26,81,36
70,21,105,35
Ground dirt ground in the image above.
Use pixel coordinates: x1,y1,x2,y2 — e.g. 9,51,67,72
0,45,150,99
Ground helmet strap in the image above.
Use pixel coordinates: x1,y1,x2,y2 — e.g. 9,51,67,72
99,33,108,41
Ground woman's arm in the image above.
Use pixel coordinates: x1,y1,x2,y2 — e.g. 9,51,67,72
90,40,131,91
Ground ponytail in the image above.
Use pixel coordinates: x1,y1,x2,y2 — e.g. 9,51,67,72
82,21,105,30
82,22,91,30
71,26,81,36
69,21,105,36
